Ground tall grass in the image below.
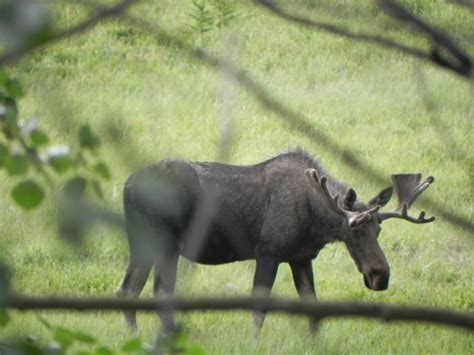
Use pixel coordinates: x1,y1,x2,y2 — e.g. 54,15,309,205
1,0,473,353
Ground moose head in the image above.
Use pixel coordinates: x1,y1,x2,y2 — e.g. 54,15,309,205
305,169,435,291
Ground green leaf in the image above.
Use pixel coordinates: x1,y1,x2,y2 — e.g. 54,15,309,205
60,177,89,244
0,309,9,327
91,179,104,199
11,180,45,210
0,143,8,167
64,176,87,199
53,327,76,348
6,76,24,98
94,162,111,180
47,145,71,173
79,125,101,150
37,315,52,330
49,155,71,173
165,333,207,355
121,338,142,352
27,25,52,47
5,154,29,176
171,333,189,348
71,330,96,344
0,100,19,137
52,327,95,348
19,342,44,355
186,345,207,355
41,325,96,345
95,346,114,355
30,129,49,147
0,69,9,89
0,261,10,303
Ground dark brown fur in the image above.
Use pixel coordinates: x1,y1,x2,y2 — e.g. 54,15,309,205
117,150,393,334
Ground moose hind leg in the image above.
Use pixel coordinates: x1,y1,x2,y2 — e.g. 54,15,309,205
290,260,318,334
117,260,152,330
153,252,179,334
252,256,279,338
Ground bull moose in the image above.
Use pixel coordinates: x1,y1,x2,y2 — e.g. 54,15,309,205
117,149,434,334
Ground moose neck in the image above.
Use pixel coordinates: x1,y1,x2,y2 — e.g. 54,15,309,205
307,176,354,244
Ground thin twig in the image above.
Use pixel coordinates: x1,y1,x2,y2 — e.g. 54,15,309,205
378,0,472,77
18,136,55,188
414,68,469,167
255,0,427,61
449,0,474,10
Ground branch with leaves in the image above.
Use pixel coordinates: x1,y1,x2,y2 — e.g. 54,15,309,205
0,312,204,354
0,68,111,213
0,0,136,67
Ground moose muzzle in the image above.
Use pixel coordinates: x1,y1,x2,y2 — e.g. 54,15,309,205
363,268,390,291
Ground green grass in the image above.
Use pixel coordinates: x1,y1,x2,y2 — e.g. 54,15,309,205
1,0,473,353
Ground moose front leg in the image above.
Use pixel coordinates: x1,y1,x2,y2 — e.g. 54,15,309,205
252,256,279,338
290,260,319,334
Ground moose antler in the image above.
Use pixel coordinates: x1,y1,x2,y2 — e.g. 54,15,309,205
305,169,380,229
378,173,435,224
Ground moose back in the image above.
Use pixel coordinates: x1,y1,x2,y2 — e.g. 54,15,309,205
117,149,434,334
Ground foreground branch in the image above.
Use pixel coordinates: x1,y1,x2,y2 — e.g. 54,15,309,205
255,0,428,61
378,0,472,77
0,0,136,66
256,0,473,79
5,294,474,331
449,0,474,10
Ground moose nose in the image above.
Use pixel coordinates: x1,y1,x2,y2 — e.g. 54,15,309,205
364,269,390,291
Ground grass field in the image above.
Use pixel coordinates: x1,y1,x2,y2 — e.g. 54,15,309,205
1,0,473,353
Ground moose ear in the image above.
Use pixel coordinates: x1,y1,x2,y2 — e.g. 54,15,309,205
368,186,393,207
343,188,357,210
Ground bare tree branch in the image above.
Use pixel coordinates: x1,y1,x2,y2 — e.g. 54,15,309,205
217,33,239,162
254,1,428,61
448,0,474,11
378,0,472,77
414,68,469,167
0,0,136,66
255,0,473,79
5,294,474,331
